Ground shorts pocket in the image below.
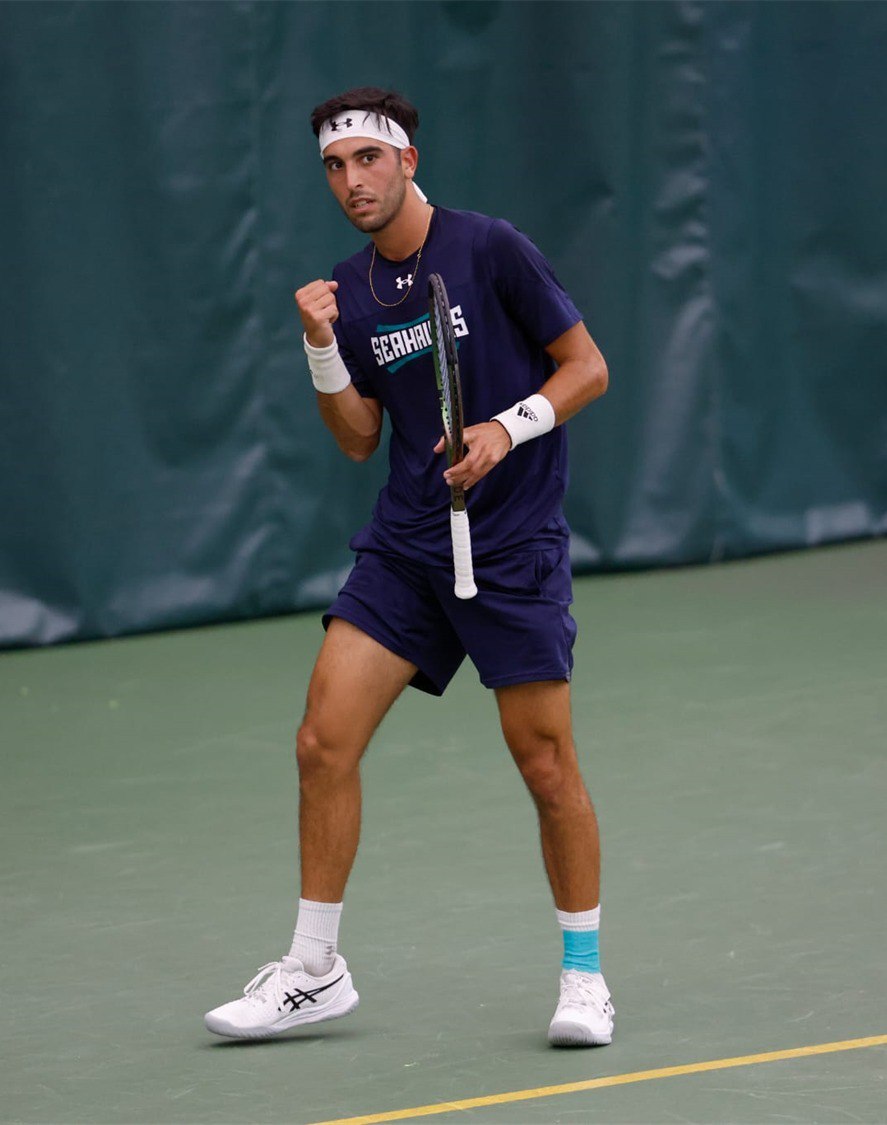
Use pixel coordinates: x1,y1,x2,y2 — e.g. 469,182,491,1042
476,545,568,598
534,546,565,591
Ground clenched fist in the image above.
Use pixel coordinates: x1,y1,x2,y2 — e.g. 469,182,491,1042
294,280,339,348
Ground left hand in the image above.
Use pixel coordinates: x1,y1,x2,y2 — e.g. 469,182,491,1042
434,421,513,490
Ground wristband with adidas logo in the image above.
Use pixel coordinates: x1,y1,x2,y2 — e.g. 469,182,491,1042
492,393,556,449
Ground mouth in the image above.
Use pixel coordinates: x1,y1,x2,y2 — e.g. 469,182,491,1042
349,196,375,215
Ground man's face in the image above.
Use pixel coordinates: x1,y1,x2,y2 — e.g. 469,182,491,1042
321,137,411,233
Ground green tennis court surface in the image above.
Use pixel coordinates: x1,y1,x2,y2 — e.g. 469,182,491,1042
2,540,885,1124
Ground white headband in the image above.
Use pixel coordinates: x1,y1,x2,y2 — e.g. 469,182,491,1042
318,111,427,203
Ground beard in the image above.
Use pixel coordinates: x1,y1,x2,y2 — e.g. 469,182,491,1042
342,173,408,234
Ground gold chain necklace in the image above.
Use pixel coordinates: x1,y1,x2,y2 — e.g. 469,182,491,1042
368,206,434,308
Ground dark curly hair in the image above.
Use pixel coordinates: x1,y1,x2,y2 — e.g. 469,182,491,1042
310,87,420,144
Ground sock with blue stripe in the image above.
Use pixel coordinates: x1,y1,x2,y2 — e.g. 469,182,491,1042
557,905,601,974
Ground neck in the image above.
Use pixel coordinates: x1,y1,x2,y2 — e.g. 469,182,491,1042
372,197,434,260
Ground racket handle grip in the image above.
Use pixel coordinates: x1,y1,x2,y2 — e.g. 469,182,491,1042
450,508,478,600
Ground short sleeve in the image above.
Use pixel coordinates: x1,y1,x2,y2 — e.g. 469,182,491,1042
487,219,582,348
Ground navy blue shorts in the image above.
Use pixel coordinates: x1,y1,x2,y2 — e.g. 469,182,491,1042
323,543,577,696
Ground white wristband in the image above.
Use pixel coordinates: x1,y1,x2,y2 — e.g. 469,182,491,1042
491,393,556,449
303,332,352,394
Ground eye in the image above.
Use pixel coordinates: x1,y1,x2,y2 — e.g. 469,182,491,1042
361,153,378,165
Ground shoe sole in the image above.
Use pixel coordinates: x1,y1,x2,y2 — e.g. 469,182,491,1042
205,989,360,1039
548,1019,613,1047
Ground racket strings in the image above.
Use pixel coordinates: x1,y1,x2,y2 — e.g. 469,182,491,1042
432,304,457,443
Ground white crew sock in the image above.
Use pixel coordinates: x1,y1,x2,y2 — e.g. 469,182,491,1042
288,898,342,976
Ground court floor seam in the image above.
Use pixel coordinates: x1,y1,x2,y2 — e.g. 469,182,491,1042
309,1033,887,1125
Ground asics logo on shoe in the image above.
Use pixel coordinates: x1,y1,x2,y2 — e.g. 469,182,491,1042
279,974,344,1012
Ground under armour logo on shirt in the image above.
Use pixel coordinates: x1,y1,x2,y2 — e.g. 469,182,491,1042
396,274,414,290
329,117,353,132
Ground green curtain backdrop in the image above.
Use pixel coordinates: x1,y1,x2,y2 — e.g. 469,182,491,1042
1,1,885,646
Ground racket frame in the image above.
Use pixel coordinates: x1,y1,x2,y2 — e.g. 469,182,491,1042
428,273,478,599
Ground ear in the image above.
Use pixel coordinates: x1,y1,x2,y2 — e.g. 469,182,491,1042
400,145,419,180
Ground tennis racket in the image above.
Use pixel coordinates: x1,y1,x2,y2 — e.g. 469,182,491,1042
428,272,477,600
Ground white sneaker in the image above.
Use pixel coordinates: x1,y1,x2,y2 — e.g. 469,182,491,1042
204,955,359,1039
548,970,614,1046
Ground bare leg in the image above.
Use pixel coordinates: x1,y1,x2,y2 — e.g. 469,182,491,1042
297,618,417,902
496,680,600,910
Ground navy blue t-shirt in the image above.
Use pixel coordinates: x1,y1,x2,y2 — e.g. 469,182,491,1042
331,206,582,564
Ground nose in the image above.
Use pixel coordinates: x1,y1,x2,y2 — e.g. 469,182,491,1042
344,161,364,194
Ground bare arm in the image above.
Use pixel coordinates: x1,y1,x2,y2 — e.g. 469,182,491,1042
538,321,609,422
441,321,609,490
316,385,382,463
295,278,383,462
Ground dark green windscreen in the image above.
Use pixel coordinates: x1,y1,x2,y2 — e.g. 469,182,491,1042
1,2,885,646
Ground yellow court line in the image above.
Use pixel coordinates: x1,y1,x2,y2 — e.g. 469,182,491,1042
310,1034,887,1125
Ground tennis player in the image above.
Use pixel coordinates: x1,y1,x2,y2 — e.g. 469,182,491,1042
205,88,613,1047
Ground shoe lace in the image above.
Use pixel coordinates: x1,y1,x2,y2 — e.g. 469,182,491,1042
243,961,287,1003
561,971,613,1011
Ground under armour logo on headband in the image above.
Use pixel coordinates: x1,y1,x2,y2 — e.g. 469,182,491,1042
329,117,353,132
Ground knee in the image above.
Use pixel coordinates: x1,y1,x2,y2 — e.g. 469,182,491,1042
295,720,357,784
508,734,576,810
